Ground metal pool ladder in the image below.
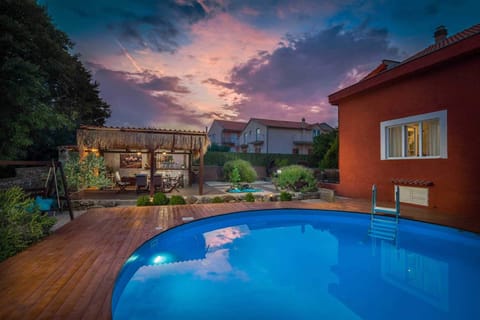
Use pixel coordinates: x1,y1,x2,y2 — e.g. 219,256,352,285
369,185,400,241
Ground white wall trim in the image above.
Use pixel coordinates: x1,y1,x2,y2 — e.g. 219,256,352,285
380,110,447,160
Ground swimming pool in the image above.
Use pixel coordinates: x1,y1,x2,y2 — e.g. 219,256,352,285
112,209,480,319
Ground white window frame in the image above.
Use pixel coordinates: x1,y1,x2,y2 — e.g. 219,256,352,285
380,110,447,160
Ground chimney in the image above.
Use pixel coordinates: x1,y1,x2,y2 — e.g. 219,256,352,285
434,25,448,44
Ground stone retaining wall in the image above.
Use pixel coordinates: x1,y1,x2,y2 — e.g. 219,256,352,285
70,188,335,209
0,167,50,191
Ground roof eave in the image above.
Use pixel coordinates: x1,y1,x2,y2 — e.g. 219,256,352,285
328,33,480,105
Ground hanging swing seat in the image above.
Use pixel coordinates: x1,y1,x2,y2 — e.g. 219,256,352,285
35,196,55,213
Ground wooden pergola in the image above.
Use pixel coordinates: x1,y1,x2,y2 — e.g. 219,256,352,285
77,125,210,195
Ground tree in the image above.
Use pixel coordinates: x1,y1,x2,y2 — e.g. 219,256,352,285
310,129,338,169
0,0,111,160
319,134,338,169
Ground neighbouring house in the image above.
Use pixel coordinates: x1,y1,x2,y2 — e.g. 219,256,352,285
239,118,333,155
328,24,480,216
207,120,247,152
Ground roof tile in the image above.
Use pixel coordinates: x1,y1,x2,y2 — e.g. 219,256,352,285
215,120,247,131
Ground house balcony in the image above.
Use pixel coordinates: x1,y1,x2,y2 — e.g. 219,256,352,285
247,134,265,145
293,134,313,145
221,138,238,146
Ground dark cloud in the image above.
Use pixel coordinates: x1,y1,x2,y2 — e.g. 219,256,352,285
388,0,468,20
233,24,398,101
103,1,212,52
139,76,190,93
213,24,400,124
423,0,468,16
91,66,205,128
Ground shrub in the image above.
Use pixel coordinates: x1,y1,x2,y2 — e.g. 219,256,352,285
136,195,151,206
64,153,112,191
169,195,186,205
152,192,169,205
223,159,257,183
279,191,292,201
244,192,255,202
0,187,56,262
275,165,317,192
211,196,224,203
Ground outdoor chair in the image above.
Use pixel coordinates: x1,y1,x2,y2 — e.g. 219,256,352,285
163,174,183,193
135,174,149,194
115,171,128,193
152,174,164,192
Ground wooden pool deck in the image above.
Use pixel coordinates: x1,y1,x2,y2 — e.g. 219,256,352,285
0,199,478,319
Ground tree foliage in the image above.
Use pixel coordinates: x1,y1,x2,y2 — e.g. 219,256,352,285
310,129,339,169
0,0,111,160
319,134,338,169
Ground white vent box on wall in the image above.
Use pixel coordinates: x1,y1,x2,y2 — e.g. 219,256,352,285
398,186,429,206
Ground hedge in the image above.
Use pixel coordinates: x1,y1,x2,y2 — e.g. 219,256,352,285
201,152,309,167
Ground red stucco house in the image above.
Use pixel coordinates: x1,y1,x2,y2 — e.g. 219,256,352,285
328,24,480,216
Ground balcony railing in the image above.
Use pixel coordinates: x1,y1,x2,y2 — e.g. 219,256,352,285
221,137,238,145
246,134,265,144
293,134,313,144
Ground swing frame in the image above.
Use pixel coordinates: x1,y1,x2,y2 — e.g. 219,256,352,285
0,160,74,221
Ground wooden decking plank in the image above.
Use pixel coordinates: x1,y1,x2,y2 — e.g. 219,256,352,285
79,206,160,319
21,213,114,318
5,248,94,319
67,221,140,318
42,209,134,318
34,251,100,319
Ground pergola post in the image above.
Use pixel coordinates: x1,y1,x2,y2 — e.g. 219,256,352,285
199,146,204,195
149,148,155,197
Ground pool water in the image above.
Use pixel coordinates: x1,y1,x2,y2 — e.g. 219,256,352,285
112,209,480,319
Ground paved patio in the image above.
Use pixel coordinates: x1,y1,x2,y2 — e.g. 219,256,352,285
0,198,478,319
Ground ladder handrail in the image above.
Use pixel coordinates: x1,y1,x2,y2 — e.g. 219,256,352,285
371,184,400,216
370,184,400,242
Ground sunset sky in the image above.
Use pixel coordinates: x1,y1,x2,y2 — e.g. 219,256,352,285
39,0,480,130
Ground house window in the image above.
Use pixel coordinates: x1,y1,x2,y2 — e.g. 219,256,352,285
243,132,247,144
380,110,447,160
254,146,261,153
292,148,299,155
256,128,261,140
312,129,320,137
